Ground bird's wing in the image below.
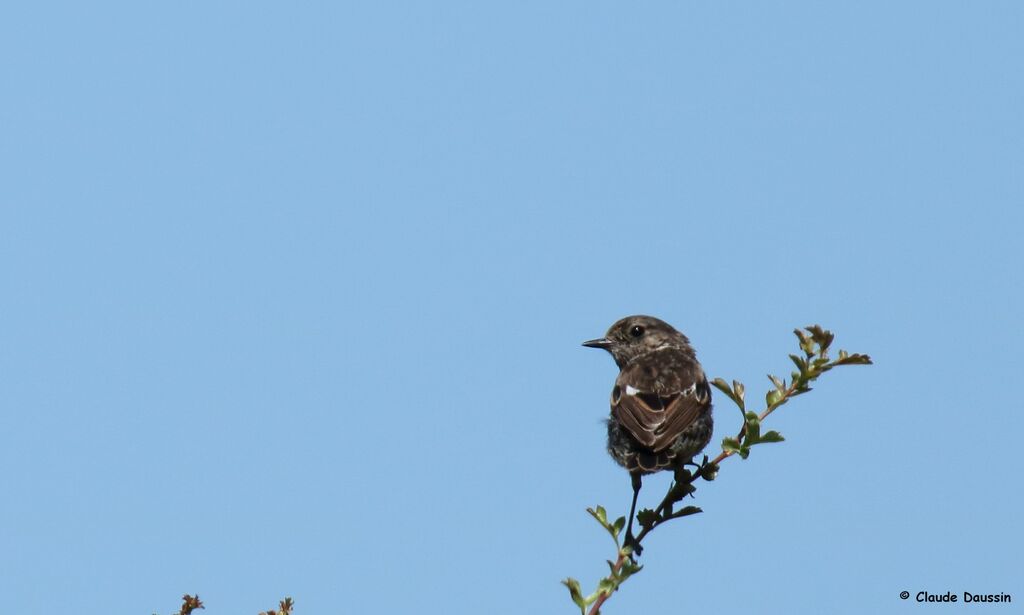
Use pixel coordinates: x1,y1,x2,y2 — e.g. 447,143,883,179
612,376,710,453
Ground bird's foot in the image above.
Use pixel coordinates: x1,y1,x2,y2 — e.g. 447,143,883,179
673,466,693,484
622,531,643,557
694,454,718,481
682,455,707,471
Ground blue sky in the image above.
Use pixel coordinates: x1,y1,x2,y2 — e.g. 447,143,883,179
2,2,1021,614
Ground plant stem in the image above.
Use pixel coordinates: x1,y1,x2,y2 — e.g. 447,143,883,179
587,552,627,615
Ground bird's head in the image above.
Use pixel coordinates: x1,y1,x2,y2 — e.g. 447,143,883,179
582,315,692,367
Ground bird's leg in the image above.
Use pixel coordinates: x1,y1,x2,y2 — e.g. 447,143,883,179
674,458,692,481
623,471,643,555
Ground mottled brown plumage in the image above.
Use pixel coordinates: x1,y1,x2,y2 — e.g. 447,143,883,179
610,354,712,469
583,315,714,552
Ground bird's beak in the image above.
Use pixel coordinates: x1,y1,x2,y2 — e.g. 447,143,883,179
582,337,613,349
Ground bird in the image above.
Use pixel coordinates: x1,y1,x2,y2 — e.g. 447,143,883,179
583,315,713,552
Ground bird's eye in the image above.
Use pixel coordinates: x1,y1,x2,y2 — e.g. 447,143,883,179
629,325,644,338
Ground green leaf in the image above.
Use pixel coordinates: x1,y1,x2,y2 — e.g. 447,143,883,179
744,411,761,442
737,445,750,459
587,506,608,528
612,516,626,538
621,558,643,575
805,325,834,354
833,352,872,366
597,578,617,596
767,374,785,391
789,354,808,374
671,505,702,518
794,328,815,357
722,437,742,454
562,578,587,611
711,378,738,405
636,508,659,529
759,430,785,443
765,389,783,407
618,559,644,582
732,380,745,406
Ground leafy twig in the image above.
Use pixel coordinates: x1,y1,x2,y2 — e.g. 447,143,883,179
179,595,204,615
562,506,642,615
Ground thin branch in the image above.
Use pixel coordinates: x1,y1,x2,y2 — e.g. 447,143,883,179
587,552,627,615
